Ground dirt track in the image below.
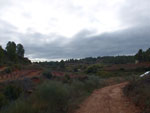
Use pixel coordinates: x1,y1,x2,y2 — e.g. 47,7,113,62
74,82,140,113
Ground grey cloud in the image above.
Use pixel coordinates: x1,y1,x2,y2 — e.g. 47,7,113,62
21,25,150,60
0,0,150,60
0,18,150,60
67,26,150,58
0,19,19,47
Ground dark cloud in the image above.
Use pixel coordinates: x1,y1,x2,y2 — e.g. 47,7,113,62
65,25,150,58
21,25,150,60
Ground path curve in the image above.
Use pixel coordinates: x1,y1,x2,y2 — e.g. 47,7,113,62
74,82,140,113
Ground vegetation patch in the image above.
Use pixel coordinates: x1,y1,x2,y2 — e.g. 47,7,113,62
0,75,106,113
124,75,150,113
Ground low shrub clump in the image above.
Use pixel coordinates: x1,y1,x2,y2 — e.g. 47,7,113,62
42,70,52,79
0,93,7,108
4,84,23,101
32,81,70,113
0,83,23,110
124,75,150,113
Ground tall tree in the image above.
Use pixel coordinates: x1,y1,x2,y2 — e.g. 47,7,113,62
60,60,65,69
145,48,150,61
16,44,25,57
6,41,17,61
135,49,143,62
0,46,4,63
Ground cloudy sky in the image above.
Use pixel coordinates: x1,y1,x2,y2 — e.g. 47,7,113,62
0,0,150,61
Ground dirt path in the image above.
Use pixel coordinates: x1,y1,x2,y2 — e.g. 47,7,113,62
74,82,140,113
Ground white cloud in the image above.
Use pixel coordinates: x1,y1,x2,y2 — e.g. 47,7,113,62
0,0,125,37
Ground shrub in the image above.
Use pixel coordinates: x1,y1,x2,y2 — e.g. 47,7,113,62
71,80,88,97
97,71,114,78
4,84,22,101
32,81,70,113
62,74,71,83
13,64,22,70
42,70,52,79
119,68,125,71
124,75,150,113
70,75,101,99
68,80,89,111
1,99,37,113
73,68,78,72
85,65,101,74
1,81,70,113
0,93,7,108
4,67,12,74
84,75,100,92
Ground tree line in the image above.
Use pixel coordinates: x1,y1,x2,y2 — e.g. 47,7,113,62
65,48,150,64
38,48,150,67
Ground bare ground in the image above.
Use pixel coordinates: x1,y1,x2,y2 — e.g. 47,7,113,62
0,69,42,82
74,82,140,113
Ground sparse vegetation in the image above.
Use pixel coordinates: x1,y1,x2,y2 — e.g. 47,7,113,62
124,75,150,113
4,84,22,101
0,75,105,113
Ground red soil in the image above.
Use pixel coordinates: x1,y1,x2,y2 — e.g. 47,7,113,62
0,69,42,82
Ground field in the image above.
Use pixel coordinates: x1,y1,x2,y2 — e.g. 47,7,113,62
0,60,148,113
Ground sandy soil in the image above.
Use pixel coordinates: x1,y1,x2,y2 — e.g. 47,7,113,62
74,82,140,113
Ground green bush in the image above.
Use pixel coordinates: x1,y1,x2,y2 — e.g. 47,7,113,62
85,65,101,74
32,81,70,113
0,93,7,108
42,70,52,79
62,74,71,83
4,67,12,74
1,99,37,113
13,64,22,70
84,75,100,92
4,84,22,101
97,71,114,78
1,81,70,113
71,80,88,97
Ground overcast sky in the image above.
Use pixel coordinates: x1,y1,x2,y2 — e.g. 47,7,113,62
0,0,150,61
